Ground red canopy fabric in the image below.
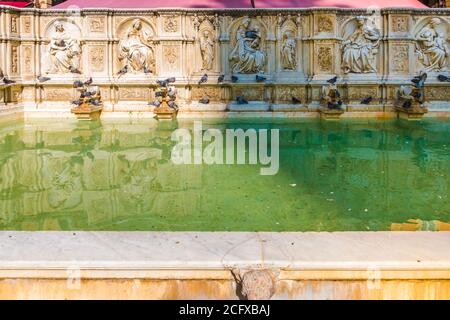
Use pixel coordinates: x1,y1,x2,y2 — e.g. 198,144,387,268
53,0,428,9
0,1,31,7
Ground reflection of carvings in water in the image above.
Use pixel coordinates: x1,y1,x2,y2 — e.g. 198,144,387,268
0,120,449,231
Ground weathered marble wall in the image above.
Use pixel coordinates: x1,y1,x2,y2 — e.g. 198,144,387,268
0,7,449,115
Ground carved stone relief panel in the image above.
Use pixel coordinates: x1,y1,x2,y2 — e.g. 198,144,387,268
89,46,105,72
11,15,18,33
348,86,378,100
316,45,333,73
426,86,450,100
391,44,409,73
44,88,73,101
88,17,106,33
163,16,179,33
280,18,298,71
274,86,305,102
199,29,215,71
414,17,449,72
233,87,264,100
316,15,334,33
23,16,32,33
44,20,82,74
341,16,381,73
163,45,180,72
23,45,33,74
391,16,409,33
229,17,267,74
191,86,222,101
11,45,19,74
119,87,149,101
117,19,156,74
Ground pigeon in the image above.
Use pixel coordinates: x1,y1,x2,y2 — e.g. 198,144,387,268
84,77,93,86
236,96,248,104
168,101,178,109
168,88,176,98
69,66,82,74
245,30,258,39
37,76,51,83
3,78,15,85
199,95,210,104
157,79,168,87
403,100,412,109
167,77,176,83
231,75,239,83
437,74,450,82
411,72,427,88
218,74,225,83
144,68,152,74
72,99,83,106
198,74,208,85
361,96,373,105
327,76,338,84
292,96,301,104
90,99,101,106
117,65,129,77
73,80,84,88
256,74,266,82
150,100,161,107
414,91,422,99
81,91,93,98
155,91,163,97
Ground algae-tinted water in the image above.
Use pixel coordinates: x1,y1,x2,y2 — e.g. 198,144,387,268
0,118,448,231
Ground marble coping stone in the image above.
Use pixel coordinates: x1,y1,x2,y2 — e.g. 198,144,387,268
0,232,449,280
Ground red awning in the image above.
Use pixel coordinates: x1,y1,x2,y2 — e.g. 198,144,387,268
53,0,428,9
0,1,31,7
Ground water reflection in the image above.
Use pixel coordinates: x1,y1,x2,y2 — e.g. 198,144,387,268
0,118,449,231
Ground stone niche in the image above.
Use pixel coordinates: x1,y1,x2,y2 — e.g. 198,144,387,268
0,7,448,116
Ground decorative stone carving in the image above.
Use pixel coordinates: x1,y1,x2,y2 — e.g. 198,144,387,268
426,86,450,100
317,16,333,33
342,17,380,74
281,31,297,71
11,16,18,33
348,87,377,100
233,87,264,101
191,87,221,101
89,46,105,72
89,18,105,33
118,19,155,74
45,88,73,101
229,17,266,74
23,17,31,33
233,269,276,300
317,46,333,72
395,72,428,120
23,46,32,73
46,22,81,74
392,16,408,33
275,86,305,102
415,18,449,72
200,30,215,70
163,46,179,71
163,16,178,33
119,87,149,100
11,46,18,74
392,45,409,72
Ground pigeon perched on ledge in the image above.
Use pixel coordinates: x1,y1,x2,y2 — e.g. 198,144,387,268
327,76,338,84
411,72,427,88
72,99,83,106
198,74,208,85
256,74,266,82
84,77,93,86
437,74,450,82
73,80,84,88
236,96,248,104
2,78,15,85
231,75,239,83
218,74,225,83
37,76,51,83
361,96,373,105
292,96,301,104
117,65,129,77
69,66,82,74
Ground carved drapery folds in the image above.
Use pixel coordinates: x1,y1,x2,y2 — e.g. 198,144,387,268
45,21,81,74
193,15,219,72
118,19,156,74
415,18,449,72
341,16,381,74
229,17,266,74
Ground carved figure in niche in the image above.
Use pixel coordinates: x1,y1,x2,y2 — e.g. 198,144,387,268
48,23,81,74
229,17,266,74
281,31,297,71
415,18,449,72
119,19,155,73
200,31,215,70
342,17,380,74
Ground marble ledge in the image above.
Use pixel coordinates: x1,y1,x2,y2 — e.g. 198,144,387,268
0,231,449,280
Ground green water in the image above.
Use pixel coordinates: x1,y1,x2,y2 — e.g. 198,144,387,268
0,118,449,231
